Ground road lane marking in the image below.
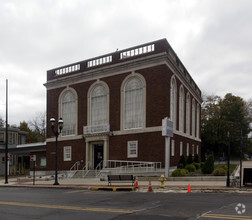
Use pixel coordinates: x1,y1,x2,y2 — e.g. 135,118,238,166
0,201,135,214
201,213,252,220
65,190,87,194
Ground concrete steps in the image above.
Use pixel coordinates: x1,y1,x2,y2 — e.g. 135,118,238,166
72,170,99,178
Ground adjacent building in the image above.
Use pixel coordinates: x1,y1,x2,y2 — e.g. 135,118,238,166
44,39,202,173
0,127,28,175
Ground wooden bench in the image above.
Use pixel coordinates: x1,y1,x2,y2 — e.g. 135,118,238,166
107,175,135,186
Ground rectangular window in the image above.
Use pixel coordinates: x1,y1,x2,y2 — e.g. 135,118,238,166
8,133,13,145
171,140,175,156
186,143,189,156
40,157,47,168
0,132,4,143
180,142,183,156
127,141,138,158
196,145,199,155
64,146,72,161
192,144,195,156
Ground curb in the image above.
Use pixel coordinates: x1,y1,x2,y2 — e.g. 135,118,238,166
0,183,252,193
90,186,135,191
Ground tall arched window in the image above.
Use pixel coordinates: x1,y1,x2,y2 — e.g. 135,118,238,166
61,90,77,136
192,99,196,137
186,93,190,135
179,86,184,132
90,84,108,126
170,77,177,129
124,76,143,129
196,103,200,138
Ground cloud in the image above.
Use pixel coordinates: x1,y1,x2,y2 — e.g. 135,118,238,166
0,0,251,125
181,0,252,100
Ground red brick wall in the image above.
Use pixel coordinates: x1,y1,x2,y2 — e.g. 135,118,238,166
46,63,201,170
45,139,86,171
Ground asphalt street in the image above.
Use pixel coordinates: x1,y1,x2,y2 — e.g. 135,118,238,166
0,187,251,219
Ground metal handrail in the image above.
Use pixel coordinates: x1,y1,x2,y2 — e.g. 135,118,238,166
82,161,91,178
82,161,90,170
95,160,103,177
70,161,80,171
102,160,162,174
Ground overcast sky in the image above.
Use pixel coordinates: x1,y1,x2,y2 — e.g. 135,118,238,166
0,0,251,126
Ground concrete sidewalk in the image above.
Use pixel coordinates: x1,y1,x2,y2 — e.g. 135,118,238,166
0,176,251,193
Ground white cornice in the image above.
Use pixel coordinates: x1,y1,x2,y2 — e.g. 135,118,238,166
46,127,201,142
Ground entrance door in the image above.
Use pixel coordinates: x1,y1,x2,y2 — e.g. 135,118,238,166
94,144,103,169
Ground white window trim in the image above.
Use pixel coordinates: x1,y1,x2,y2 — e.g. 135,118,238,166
192,99,196,137
179,86,184,132
58,87,78,137
180,141,183,156
127,141,138,158
170,76,177,130
171,140,175,156
120,72,146,131
186,93,191,135
64,146,72,161
87,80,110,126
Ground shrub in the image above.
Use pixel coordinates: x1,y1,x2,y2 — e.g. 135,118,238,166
202,155,214,174
192,162,201,169
201,153,206,162
178,155,186,168
213,168,227,176
187,154,193,164
193,154,200,163
185,164,196,172
177,163,184,169
216,164,228,171
172,169,188,177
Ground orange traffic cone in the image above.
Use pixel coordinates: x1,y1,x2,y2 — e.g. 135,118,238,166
187,184,191,193
135,175,139,188
148,180,153,192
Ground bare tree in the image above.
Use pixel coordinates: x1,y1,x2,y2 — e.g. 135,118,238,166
29,111,46,142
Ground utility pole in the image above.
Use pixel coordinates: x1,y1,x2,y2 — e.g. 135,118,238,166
5,79,8,184
226,131,230,187
240,128,243,189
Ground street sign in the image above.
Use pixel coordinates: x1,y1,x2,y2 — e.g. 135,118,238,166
162,117,173,137
162,117,174,177
30,155,36,162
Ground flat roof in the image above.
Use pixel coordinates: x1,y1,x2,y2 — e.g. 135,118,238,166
45,38,201,98
0,142,46,153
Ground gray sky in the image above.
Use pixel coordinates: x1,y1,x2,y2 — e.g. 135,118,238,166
0,0,251,126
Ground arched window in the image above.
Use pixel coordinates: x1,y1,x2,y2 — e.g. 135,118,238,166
61,90,77,136
186,93,190,135
90,84,108,126
196,103,200,138
170,77,177,129
192,99,196,137
124,76,143,129
179,86,184,132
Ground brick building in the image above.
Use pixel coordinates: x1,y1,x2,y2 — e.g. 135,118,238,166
44,39,202,173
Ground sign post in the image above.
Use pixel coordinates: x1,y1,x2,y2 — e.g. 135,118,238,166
30,155,36,185
162,117,173,178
